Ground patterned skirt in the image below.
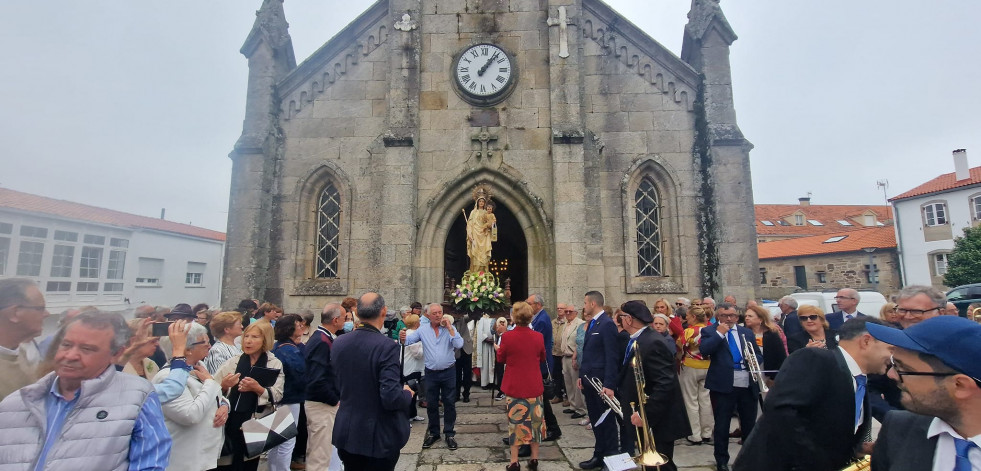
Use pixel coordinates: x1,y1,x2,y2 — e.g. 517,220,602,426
506,396,546,445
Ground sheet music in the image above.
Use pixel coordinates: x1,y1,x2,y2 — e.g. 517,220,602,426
603,453,638,471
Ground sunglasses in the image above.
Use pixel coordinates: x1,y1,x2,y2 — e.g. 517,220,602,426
800,315,822,321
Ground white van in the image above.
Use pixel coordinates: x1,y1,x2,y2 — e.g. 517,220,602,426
790,291,887,318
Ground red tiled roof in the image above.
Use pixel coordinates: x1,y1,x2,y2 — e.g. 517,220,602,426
754,204,893,237
757,226,896,260
0,188,225,242
889,166,981,201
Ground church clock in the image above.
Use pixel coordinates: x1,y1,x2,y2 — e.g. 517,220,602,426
452,43,517,107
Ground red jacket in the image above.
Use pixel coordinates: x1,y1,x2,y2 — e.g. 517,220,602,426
497,326,546,399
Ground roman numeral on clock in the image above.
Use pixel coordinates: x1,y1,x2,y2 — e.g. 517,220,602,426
495,76,506,84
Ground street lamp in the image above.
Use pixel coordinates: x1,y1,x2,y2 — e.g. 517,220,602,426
862,247,878,292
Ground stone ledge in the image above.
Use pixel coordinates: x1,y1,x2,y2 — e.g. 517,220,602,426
290,279,347,296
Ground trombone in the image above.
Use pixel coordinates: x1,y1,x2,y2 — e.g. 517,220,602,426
742,333,769,403
629,341,668,468
586,376,622,418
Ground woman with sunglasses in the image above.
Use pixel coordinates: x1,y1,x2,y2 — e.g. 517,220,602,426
786,305,838,354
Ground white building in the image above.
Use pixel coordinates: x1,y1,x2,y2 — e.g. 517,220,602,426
891,149,980,288
0,188,225,314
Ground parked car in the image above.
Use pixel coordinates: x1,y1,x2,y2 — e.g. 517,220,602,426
790,291,887,318
946,283,981,317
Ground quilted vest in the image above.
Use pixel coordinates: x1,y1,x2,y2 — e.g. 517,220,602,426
0,366,154,471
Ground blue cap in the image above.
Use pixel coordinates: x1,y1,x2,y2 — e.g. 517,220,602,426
867,316,981,381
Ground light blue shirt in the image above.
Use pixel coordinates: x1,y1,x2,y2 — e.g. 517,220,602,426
405,323,463,371
153,360,189,404
36,377,172,471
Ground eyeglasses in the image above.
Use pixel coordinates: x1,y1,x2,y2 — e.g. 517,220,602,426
887,355,958,383
800,315,822,321
895,307,940,317
833,296,855,300
675,303,684,306
190,341,209,347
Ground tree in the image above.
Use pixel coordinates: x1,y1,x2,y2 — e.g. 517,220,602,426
943,225,981,287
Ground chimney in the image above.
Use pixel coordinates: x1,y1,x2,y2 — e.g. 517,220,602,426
798,197,811,206
160,208,166,220
954,149,969,181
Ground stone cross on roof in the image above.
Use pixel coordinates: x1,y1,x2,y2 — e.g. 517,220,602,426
546,6,575,59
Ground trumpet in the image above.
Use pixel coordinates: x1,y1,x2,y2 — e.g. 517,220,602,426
742,334,768,394
629,341,668,468
840,456,871,470
586,376,622,418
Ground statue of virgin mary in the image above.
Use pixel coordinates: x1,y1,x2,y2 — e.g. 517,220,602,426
466,185,494,273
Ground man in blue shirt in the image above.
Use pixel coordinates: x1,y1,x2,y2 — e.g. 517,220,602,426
400,303,463,450
0,311,171,470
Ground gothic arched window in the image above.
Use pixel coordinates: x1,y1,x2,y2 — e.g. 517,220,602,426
316,182,341,278
635,177,662,276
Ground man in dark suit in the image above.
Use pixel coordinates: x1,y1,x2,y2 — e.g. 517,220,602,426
303,302,348,470
527,294,562,441
617,301,691,471
733,317,890,471
868,315,981,470
826,288,867,330
700,302,763,471
778,295,802,336
578,290,620,470
330,293,415,471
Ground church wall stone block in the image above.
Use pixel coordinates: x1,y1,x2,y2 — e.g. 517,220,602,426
223,0,759,311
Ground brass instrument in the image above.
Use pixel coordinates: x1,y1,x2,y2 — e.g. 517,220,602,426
742,334,769,394
586,376,622,418
629,341,668,469
840,456,871,471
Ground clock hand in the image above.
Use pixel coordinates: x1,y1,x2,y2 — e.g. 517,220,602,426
478,52,499,77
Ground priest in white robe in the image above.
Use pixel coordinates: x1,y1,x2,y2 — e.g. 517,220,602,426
471,314,496,387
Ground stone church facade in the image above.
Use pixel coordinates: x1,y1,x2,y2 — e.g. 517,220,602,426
222,0,759,311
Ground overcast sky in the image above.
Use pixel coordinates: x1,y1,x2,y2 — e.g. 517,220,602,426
1,1,979,232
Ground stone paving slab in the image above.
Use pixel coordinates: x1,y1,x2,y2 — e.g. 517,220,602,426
396,389,736,470
259,389,747,470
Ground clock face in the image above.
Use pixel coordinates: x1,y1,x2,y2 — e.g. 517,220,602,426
453,43,516,104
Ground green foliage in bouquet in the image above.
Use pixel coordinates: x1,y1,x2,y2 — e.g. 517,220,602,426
452,271,508,313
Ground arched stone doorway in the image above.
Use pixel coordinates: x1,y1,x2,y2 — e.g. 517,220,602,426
444,201,528,303
414,170,553,306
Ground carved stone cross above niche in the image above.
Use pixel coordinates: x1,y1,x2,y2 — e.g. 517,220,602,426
471,126,499,159
546,6,576,59
394,13,417,32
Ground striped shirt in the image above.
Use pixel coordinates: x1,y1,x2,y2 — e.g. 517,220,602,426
202,341,242,375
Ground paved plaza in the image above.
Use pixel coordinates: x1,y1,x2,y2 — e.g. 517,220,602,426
390,389,734,471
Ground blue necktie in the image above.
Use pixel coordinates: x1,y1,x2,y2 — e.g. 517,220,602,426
955,437,977,471
623,338,636,365
726,330,742,369
854,375,866,428
589,318,596,332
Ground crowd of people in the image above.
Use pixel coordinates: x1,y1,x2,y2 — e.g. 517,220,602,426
1,276,980,471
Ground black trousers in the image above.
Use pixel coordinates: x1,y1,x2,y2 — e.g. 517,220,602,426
710,388,758,466
425,367,457,437
552,354,566,398
404,371,423,417
337,448,399,471
455,352,473,399
583,380,619,458
619,418,678,471
542,382,560,436
292,403,307,461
